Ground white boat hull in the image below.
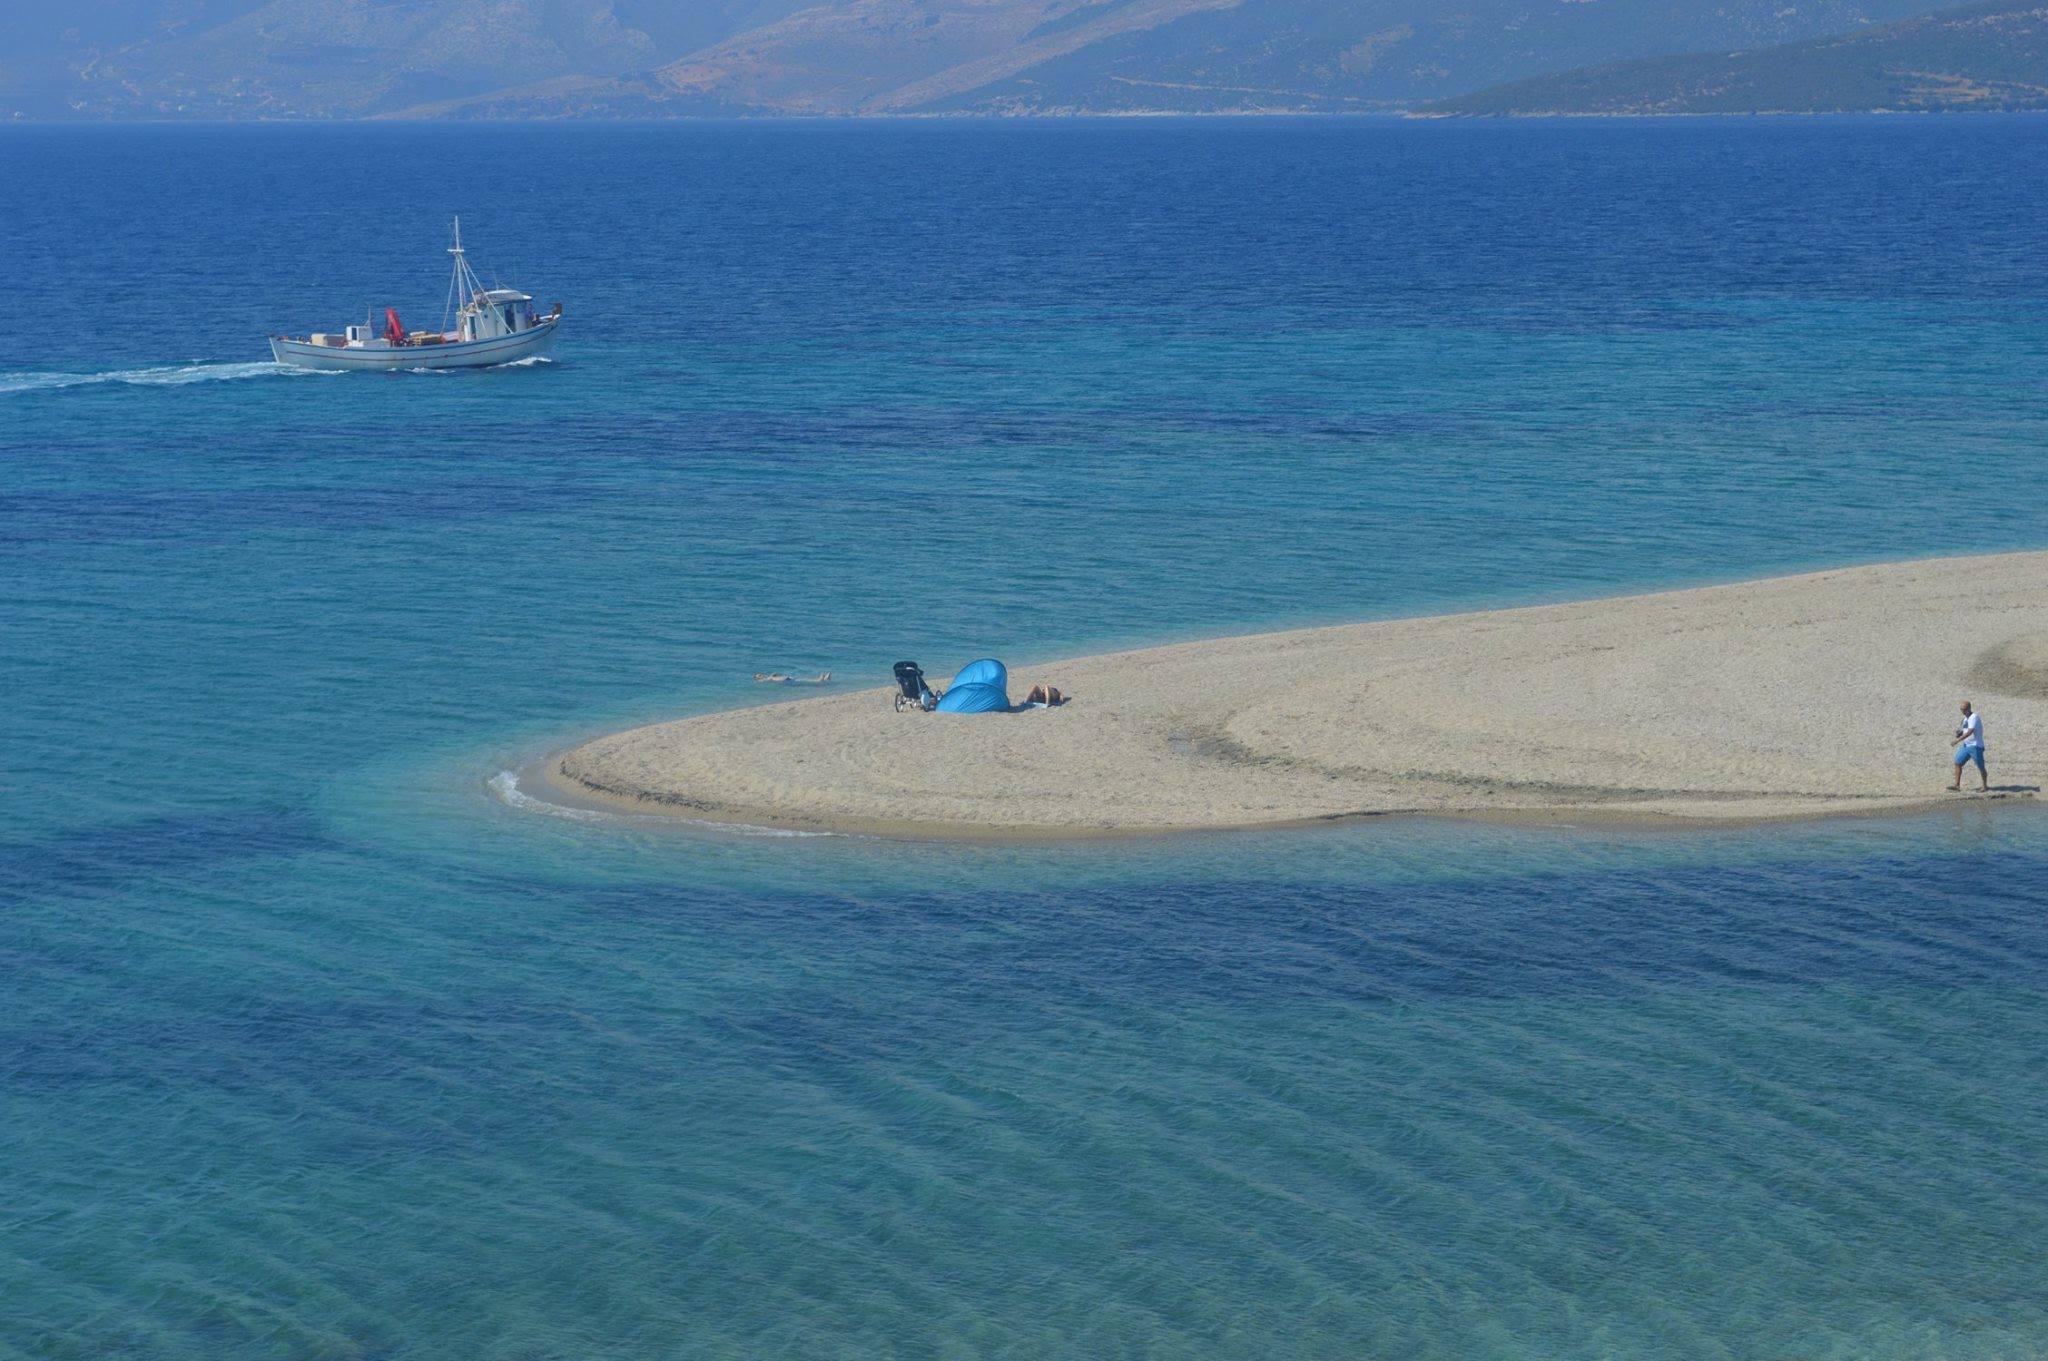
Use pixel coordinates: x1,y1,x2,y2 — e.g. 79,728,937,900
270,317,560,372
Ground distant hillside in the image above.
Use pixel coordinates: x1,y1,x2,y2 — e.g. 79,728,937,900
0,0,813,119
0,0,1977,119
906,0,1948,114
1425,0,2048,115
453,0,1961,118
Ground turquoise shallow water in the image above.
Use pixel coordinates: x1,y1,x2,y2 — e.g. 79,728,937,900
3,118,2048,1358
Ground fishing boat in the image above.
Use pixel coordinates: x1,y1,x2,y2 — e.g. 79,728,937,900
269,219,561,372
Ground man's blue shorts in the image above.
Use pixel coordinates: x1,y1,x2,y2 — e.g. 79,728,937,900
1955,742,1986,773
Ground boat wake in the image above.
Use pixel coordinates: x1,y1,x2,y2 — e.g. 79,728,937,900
388,356,553,376
0,360,317,395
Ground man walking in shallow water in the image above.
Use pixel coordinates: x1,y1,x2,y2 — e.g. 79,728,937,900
1950,700,1988,793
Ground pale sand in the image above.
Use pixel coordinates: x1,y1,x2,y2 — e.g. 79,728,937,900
554,552,2048,838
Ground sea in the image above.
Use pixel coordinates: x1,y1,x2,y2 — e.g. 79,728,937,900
3,117,2046,1359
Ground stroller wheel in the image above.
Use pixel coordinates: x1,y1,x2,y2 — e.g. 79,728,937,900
894,694,905,712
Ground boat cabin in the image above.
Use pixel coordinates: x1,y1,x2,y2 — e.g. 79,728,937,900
462,288,538,342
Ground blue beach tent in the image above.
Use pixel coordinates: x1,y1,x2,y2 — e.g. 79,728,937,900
934,658,1010,713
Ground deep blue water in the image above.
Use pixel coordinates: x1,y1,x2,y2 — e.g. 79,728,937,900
3,118,2046,1359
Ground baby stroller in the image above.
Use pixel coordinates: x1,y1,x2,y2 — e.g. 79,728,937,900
893,660,937,712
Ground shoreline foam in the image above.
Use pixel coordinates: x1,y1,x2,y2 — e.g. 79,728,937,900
552,552,2048,840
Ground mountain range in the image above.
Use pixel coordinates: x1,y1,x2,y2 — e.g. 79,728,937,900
0,0,2029,119
1427,0,2048,114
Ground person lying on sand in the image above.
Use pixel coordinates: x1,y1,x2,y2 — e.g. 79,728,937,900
754,672,831,685
1949,699,1988,792
1021,685,1065,706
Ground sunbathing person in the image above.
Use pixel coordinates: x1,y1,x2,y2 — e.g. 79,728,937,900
1021,684,1065,706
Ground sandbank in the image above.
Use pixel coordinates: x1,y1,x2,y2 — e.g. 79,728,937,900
553,552,2048,838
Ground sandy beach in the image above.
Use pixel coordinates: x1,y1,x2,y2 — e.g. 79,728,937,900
553,552,2048,837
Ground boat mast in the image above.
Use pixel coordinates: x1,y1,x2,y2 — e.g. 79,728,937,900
442,216,482,334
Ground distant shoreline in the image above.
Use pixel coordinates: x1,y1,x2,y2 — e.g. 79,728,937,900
12,109,2048,127
548,552,2048,841
1406,107,2048,120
